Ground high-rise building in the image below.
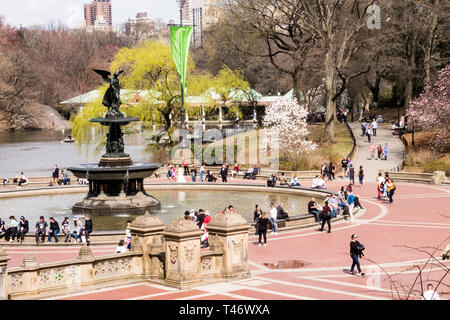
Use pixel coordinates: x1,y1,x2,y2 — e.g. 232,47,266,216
84,0,112,31
192,7,203,47
178,0,192,26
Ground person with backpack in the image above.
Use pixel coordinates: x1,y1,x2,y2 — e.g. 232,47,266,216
350,234,366,277
319,200,332,233
385,175,396,204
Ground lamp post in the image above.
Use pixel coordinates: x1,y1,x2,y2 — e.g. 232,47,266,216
397,100,401,126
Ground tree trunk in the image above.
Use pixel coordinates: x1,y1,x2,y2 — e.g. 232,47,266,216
324,54,336,142
423,2,439,86
404,37,417,109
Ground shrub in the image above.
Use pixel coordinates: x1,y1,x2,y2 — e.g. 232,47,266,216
423,161,450,176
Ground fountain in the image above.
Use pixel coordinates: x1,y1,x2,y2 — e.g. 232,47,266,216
68,69,161,215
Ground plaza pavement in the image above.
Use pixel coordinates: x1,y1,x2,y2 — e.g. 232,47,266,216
3,123,448,300
4,179,449,300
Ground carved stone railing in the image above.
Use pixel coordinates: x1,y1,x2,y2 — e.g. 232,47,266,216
2,210,252,298
7,247,144,300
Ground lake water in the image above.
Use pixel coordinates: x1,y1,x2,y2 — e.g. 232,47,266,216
0,129,151,178
0,189,311,231
0,124,255,178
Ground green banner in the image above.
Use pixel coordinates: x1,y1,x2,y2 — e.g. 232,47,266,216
170,26,193,95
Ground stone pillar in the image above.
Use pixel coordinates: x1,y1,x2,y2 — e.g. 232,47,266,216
129,212,166,279
163,218,203,289
77,245,95,288
431,171,447,185
0,248,10,300
207,210,251,280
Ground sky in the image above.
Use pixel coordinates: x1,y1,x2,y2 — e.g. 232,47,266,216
0,0,180,28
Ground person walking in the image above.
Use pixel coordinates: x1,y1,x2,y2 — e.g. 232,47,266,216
369,143,375,160
377,144,383,160
269,202,278,235
47,217,60,243
358,166,364,186
366,125,373,143
220,164,228,182
383,143,389,161
190,166,197,182
350,234,365,277
348,164,355,186
377,172,385,199
371,119,378,136
361,119,367,137
18,216,29,244
341,157,349,179
385,176,396,204
52,164,59,186
347,191,355,222
328,162,335,181
182,158,189,176
35,216,48,244
84,213,93,245
257,212,269,247
254,205,262,235
199,164,206,182
319,200,332,233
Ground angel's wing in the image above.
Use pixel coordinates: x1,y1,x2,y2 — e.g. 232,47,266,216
113,70,124,78
93,69,111,81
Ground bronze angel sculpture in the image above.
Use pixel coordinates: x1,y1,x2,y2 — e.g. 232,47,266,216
93,69,124,116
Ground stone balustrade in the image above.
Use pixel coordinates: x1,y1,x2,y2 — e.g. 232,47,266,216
1,210,251,299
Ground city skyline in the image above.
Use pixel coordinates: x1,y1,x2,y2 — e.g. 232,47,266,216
0,0,179,28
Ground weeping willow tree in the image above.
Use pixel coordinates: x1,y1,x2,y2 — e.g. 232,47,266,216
71,40,250,150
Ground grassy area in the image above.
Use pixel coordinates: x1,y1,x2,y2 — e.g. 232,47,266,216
204,122,353,170
403,131,450,176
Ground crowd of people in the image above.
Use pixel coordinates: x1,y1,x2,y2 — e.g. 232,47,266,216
166,160,259,183
0,213,93,245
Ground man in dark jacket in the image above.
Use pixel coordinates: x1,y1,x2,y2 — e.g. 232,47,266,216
196,209,206,229
220,164,228,182
83,214,93,245
276,203,289,220
48,217,60,243
319,200,332,233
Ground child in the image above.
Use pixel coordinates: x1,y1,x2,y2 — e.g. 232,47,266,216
116,240,127,253
125,220,132,251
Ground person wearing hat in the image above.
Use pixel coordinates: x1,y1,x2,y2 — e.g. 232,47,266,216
319,199,332,233
18,216,29,244
184,210,190,220
71,216,82,243
35,216,48,244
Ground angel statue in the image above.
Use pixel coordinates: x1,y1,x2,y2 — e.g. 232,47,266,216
93,69,124,117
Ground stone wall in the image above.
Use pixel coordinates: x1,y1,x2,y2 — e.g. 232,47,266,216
2,210,251,299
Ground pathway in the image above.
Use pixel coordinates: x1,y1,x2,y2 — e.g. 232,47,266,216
7,180,448,300
347,121,404,181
